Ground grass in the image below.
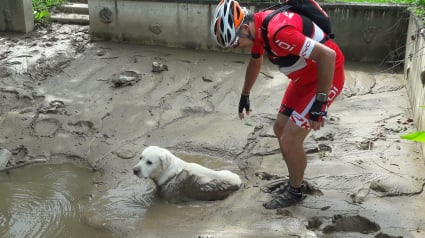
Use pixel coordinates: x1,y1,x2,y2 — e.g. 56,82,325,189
247,0,421,3
324,0,425,21
326,0,420,3
245,0,425,19
33,0,67,24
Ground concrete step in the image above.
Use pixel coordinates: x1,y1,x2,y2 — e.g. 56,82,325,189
50,2,89,25
57,3,89,15
50,12,89,25
68,0,88,3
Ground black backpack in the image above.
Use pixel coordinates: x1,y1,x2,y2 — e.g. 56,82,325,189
261,0,334,66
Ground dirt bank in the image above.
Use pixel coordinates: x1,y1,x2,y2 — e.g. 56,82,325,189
0,24,424,238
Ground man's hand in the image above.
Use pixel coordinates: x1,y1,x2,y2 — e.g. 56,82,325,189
309,100,328,130
238,94,250,119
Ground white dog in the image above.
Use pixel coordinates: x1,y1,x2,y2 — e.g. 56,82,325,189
133,146,242,202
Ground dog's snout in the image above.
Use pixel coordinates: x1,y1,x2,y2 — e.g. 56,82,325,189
133,166,140,175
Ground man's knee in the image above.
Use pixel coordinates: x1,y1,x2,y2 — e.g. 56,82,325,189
280,127,308,151
281,135,298,151
273,115,288,139
273,122,283,139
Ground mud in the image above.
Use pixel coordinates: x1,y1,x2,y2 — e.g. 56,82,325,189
0,23,424,238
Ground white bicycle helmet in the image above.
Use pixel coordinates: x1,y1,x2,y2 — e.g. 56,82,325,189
211,0,246,48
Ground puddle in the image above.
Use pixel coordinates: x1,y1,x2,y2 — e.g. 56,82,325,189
0,163,111,238
3,152,232,238
86,151,242,237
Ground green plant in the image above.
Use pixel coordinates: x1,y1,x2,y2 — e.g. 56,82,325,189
33,0,66,23
401,131,425,142
401,106,425,143
242,0,421,3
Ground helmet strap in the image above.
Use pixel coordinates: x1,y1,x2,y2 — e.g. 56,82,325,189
238,32,255,42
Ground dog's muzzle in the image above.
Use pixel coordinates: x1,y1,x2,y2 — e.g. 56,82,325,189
133,166,141,176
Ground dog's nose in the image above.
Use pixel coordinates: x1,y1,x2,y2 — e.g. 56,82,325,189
133,167,140,175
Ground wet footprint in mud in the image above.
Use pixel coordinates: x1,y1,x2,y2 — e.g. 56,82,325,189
375,232,403,238
255,171,280,181
313,132,335,141
38,98,66,114
305,143,332,154
111,70,141,87
197,235,213,238
32,118,61,137
349,187,370,204
322,214,381,234
65,120,97,136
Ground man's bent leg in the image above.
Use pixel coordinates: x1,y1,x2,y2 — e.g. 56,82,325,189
273,113,309,187
273,113,289,162
264,114,309,209
281,119,309,188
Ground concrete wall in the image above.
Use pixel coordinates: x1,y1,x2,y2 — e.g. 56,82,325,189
89,1,214,49
326,3,408,63
404,15,425,155
0,0,34,33
88,1,408,63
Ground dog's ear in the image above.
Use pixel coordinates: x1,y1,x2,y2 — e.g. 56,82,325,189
160,149,172,171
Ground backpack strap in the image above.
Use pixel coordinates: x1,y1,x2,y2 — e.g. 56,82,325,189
261,5,293,56
261,5,328,67
261,6,314,59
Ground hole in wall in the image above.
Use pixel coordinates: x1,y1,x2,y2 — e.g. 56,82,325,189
99,7,113,24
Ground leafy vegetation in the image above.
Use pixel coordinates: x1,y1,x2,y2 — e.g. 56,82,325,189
401,106,425,143
401,131,425,142
325,0,419,3
245,0,420,2
32,0,67,23
246,0,425,20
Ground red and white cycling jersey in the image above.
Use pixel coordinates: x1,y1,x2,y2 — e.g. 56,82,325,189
251,10,344,81
251,10,345,129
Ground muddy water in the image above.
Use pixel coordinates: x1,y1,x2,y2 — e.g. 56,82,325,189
0,163,112,238
84,152,243,237
0,154,229,238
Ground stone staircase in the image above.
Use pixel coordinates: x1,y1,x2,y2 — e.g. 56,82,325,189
50,0,89,25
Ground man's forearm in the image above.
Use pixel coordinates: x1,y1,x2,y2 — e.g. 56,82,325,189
242,57,263,95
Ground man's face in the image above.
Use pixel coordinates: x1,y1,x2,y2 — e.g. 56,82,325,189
231,25,254,49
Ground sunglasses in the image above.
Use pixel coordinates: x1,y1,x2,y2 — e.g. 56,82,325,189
230,31,253,48
231,36,240,48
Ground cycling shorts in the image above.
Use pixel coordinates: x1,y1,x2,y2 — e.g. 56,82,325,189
279,63,345,130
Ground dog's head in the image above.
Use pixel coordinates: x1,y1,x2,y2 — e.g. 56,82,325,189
133,146,174,185
133,146,165,179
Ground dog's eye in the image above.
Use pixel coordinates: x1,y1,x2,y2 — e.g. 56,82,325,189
146,160,152,165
